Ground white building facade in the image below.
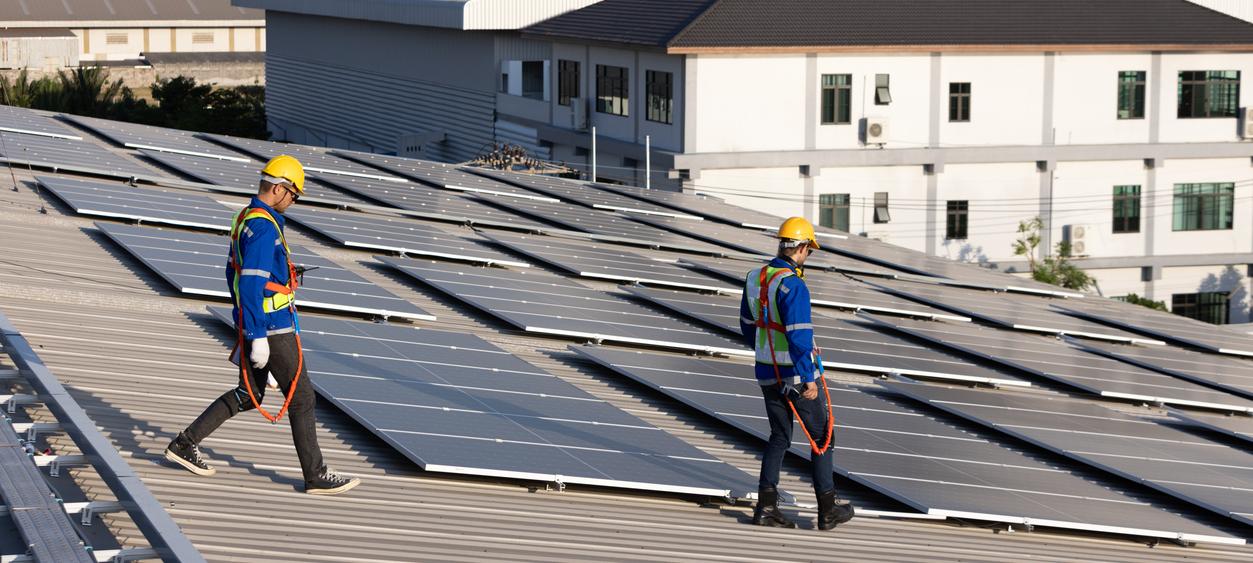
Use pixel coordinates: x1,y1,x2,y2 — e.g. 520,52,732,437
242,0,1253,324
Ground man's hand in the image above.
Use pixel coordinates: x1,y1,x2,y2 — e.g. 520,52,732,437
801,381,818,400
249,337,270,369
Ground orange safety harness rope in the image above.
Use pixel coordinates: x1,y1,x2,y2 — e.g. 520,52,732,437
756,266,834,456
228,206,304,424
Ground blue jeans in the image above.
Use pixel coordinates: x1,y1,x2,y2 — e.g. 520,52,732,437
759,382,835,495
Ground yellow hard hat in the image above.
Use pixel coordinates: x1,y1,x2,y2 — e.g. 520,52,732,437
260,154,305,195
777,216,820,249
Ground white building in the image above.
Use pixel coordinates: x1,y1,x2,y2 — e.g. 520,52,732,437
241,0,1253,324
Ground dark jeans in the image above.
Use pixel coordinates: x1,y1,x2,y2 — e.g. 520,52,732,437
184,332,324,482
759,382,835,495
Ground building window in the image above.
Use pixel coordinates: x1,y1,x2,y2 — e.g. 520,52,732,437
596,64,629,117
875,74,892,105
106,33,129,45
873,192,890,223
949,82,971,122
1172,292,1229,324
1112,185,1141,233
192,32,214,45
819,194,851,232
1173,183,1234,231
521,61,545,100
646,70,673,124
500,72,508,94
821,74,851,124
558,60,580,106
945,201,969,239
1178,71,1240,118
1117,71,1146,119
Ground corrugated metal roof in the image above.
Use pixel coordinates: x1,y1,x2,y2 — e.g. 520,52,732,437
0,0,261,23
2,156,1253,559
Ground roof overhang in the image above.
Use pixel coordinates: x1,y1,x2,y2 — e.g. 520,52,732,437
668,43,1253,55
0,20,264,29
235,0,599,30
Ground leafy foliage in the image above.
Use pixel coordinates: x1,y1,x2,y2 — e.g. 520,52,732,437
1011,216,1095,291
1118,293,1169,311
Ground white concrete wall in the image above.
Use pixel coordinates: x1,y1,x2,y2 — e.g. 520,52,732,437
1156,264,1253,323
1050,160,1150,259
815,164,930,251
1052,53,1153,145
1153,157,1253,255
935,162,1041,263
691,54,807,152
938,55,1045,147
1158,53,1253,143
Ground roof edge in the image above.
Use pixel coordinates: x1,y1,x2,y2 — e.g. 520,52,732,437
668,43,1253,55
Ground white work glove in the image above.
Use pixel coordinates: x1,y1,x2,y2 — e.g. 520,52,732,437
249,337,270,369
267,374,279,389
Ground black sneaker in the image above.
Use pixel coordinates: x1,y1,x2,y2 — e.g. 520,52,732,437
305,467,360,495
164,432,215,477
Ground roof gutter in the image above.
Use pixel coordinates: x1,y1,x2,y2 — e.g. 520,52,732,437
667,43,1253,55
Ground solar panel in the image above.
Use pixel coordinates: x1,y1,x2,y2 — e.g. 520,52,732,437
1071,339,1253,401
283,206,531,268
865,314,1253,413
1168,409,1253,446
595,183,784,230
571,346,1242,544
38,175,235,231
469,168,704,219
625,213,782,256
310,172,548,231
623,286,1028,387
0,131,164,180
0,106,81,140
59,114,248,161
377,256,748,356
96,221,435,321
1054,300,1253,358
480,231,734,291
866,277,1161,345
199,133,407,182
885,381,1253,530
477,196,730,254
139,149,372,208
680,254,898,281
205,308,761,498
334,151,559,201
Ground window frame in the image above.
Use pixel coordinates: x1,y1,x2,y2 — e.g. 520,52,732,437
1178,70,1241,119
873,192,890,224
645,69,674,124
949,82,971,122
819,193,851,232
821,74,852,125
1172,291,1230,325
945,200,969,240
1117,71,1146,120
595,64,630,117
557,59,580,107
874,74,892,105
1173,182,1235,232
1112,185,1142,234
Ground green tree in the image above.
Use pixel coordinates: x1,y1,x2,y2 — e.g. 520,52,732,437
56,67,125,116
1119,293,1168,311
1011,216,1095,291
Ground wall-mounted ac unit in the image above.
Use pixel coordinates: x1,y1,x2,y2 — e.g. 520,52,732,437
1064,224,1090,256
1242,107,1253,140
862,117,888,145
570,97,588,132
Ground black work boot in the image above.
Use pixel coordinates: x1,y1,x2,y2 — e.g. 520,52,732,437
752,487,797,528
164,432,215,477
817,489,854,530
305,467,361,495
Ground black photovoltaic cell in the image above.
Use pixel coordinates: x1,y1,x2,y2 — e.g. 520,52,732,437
626,213,784,256
334,151,559,201
866,314,1253,413
596,183,784,229
481,231,734,291
205,308,759,497
284,207,531,268
97,221,435,320
200,133,406,182
469,168,703,219
571,346,1242,544
140,149,372,208
60,113,247,160
377,256,748,356
0,131,163,180
478,196,730,255
623,286,1028,387
0,106,81,139
681,253,898,280
1072,339,1253,400
1055,300,1253,358
885,382,1253,530
38,175,235,231
1168,409,1253,446
866,277,1160,344
310,173,547,231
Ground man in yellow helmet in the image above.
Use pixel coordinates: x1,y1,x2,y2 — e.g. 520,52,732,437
740,217,853,529
164,155,361,495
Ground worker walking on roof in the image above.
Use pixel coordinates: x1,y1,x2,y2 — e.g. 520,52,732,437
741,217,853,530
164,155,361,495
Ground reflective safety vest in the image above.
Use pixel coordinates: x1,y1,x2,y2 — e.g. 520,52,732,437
229,207,298,313
745,265,797,366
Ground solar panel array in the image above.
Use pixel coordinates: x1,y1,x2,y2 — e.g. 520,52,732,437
595,183,783,229
96,221,435,321
572,347,1242,545
886,382,1253,529
140,149,372,207
38,175,235,231
310,172,547,231
200,133,407,182
470,168,704,219
206,308,760,497
1072,339,1253,400
1055,300,1253,358
335,151,559,201
0,131,163,180
60,114,248,161
0,106,82,140
1169,409,1253,446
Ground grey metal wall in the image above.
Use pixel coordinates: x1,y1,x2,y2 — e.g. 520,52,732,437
264,11,498,162
0,35,77,70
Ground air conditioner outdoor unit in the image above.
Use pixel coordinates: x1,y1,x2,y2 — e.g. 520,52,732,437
1242,107,1253,140
862,117,888,145
1064,224,1090,256
570,97,588,131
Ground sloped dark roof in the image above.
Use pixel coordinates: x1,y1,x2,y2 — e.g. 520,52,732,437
524,0,1253,51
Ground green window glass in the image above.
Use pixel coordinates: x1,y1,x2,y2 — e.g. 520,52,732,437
1178,71,1240,118
1112,185,1141,233
945,200,969,240
1117,71,1145,119
1172,292,1229,325
819,194,851,232
821,74,851,124
1173,183,1234,231
949,82,971,122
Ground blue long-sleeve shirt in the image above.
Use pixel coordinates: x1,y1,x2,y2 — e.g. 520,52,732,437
226,197,297,340
740,257,818,385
